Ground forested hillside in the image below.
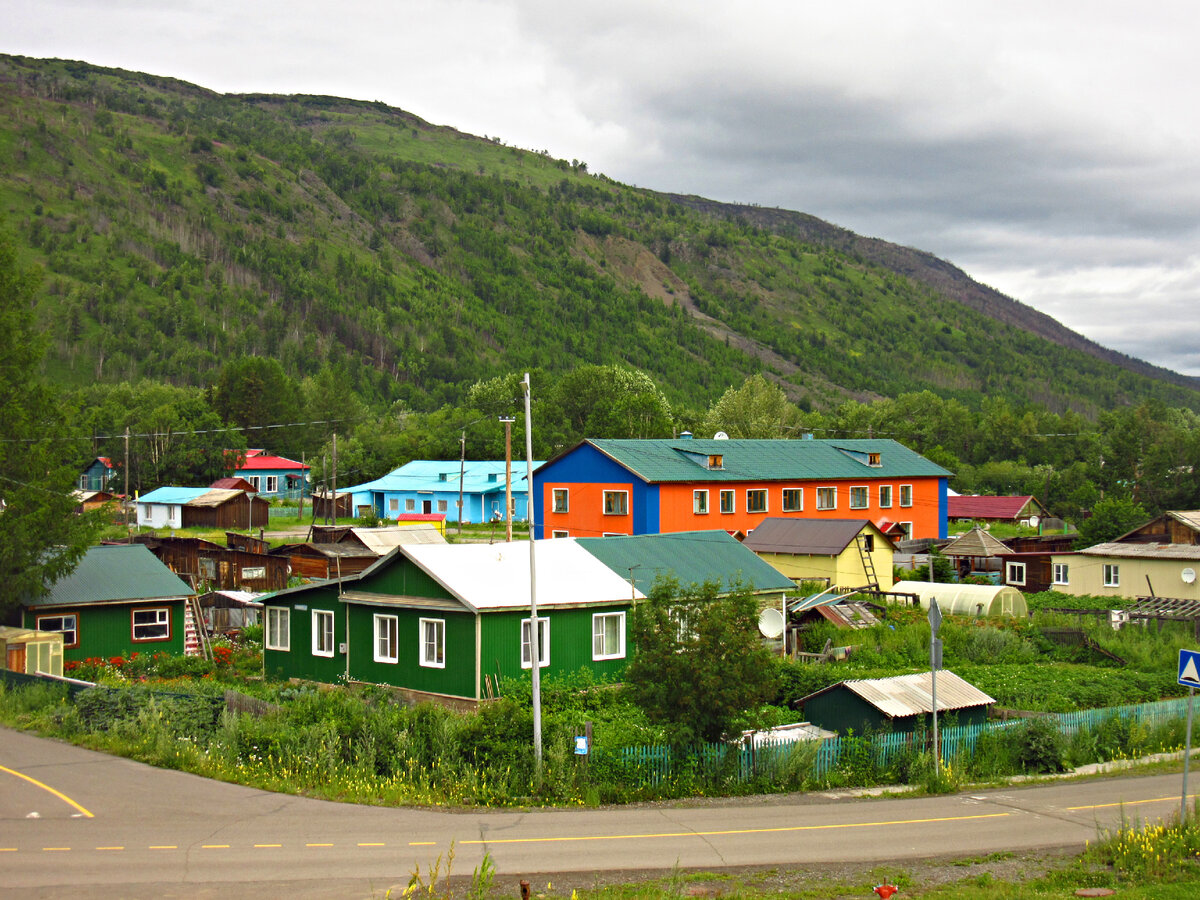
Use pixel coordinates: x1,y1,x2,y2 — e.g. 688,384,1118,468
2,53,1198,419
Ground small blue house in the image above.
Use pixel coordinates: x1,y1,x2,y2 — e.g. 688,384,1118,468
342,460,543,524
232,450,310,499
79,457,118,492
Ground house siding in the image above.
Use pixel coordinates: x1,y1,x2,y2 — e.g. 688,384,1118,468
479,606,631,684
347,605,476,698
25,602,186,663
262,586,346,683
1052,553,1200,601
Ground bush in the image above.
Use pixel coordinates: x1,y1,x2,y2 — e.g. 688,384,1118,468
1011,716,1067,773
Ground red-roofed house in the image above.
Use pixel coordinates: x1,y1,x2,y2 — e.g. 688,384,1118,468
232,450,310,499
947,495,1049,526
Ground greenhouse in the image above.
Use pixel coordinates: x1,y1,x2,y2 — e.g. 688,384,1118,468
891,580,1027,618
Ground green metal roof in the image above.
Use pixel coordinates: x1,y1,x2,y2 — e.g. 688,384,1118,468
586,438,950,483
25,544,194,608
576,531,795,596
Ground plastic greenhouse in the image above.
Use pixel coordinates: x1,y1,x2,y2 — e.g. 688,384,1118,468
891,581,1027,618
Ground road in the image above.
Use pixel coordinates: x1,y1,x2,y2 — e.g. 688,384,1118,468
0,725,1188,898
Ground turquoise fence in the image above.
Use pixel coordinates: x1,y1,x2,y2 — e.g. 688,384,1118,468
268,507,300,519
614,696,1192,788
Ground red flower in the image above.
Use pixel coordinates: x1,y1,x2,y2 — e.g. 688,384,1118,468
109,656,125,667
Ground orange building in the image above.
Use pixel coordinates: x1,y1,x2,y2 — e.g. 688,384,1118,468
533,438,949,541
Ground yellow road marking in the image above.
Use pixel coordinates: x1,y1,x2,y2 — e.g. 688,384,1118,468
42,847,70,852
1068,794,1193,812
306,843,333,847
255,843,283,848
0,763,94,818
409,841,436,846
460,812,1012,846
96,846,124,851
0,849,16,853
150,845,177,850
201,844,230,849
359,842,387,847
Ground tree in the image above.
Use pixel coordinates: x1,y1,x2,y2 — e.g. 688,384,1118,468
0,232,101,615
700,375,802,439
1075,496,1149,548
212,356,302,456
624,577,779,744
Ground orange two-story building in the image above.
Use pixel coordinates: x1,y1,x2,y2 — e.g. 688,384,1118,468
533,437,949,541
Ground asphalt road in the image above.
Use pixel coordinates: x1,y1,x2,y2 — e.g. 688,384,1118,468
0,725,1189,898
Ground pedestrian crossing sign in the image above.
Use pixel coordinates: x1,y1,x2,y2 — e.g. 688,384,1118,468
1179,649,1200,688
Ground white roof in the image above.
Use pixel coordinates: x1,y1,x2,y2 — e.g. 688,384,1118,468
400,539,644,611
352,525,446,552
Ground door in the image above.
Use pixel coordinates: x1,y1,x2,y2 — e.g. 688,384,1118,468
7,645,26,673
422,500,432,514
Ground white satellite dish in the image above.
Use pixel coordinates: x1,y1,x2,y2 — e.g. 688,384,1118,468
1183,568,1196,585
714,431,729,440
1028,515,1040,529
758,607,785,639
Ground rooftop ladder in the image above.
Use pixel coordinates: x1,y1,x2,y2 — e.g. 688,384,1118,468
855,533,880,590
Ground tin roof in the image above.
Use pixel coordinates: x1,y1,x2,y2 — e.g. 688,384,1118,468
1076,542,1200,561
345,525,446,552
24,544,194,608
567,438,950,484
136,486,212,505
800,670,995,718
343,460,542,497
576,530,795,596
947,495,1042,520
941,526,1012,558
743,518,885,556
234,454,309,472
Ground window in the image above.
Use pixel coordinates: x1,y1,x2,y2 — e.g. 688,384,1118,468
693,490,709,514
405,498,416,512
720,490,735,514
265,608,289,651
36,614,77,648
246,476,260,491
746,489,768,514
132,608,170,642
374,614,398,663
419,618,445,668
863,533,875,552
603,491,628,516
782,488,803,512
551,529,569,538
849,486,868,509
1007,562,1027,586
1104,564,1120,587
437,499,448,513
312,609,335,657
1053,563,1069,585
900,522,913,538
867,452,881,467
389,498,399,513
266,475,279,493
521,617,550,668
816,487,837,510
552,488,569,513
899,484,913,508
592,612,625,660
879,485,893,508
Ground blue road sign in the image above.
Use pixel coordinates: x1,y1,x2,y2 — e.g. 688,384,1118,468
1179,649,1200,688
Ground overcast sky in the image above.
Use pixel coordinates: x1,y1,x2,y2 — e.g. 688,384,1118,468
8,1,1200,375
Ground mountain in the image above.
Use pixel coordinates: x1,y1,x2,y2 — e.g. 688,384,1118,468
2,53,1197,417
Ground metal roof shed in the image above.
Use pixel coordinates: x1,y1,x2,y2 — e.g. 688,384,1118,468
797,670,996,734
891,580,1027,618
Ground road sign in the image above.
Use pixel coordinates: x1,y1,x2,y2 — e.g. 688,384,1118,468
1180,649,1200,688
927,598,942,634
931,637,943,671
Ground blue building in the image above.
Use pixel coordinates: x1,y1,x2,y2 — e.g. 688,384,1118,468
79,457,118,492
342,460,542,524
231,450,310,499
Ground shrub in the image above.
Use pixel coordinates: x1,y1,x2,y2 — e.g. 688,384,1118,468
1011,716,1067,773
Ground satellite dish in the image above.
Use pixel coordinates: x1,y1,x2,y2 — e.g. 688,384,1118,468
1183,568,1196,585
758,607,785,639
713,431,729,440
1028,515,1040,528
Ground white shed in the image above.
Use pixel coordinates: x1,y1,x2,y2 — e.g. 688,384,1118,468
891,581,1027,618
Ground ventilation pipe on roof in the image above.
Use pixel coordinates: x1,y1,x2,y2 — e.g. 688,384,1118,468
679,431,693,439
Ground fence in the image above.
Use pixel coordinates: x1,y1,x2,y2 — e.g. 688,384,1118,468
615,696,1193,788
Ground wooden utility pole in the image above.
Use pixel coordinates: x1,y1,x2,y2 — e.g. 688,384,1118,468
522,373,542,781
330,433,338,525
500,416,515,541
123,426,131,539
457,430,466,536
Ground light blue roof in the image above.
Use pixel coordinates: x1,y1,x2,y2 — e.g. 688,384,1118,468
136,486,212,505
344,460,544,496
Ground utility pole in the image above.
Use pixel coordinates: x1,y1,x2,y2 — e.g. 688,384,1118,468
522,373,542,781
331,433,338,525
298,452,305,522
457,429,466,537
123,426,131,539
500,416,515,542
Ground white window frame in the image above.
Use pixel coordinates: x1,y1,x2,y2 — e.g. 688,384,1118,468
1104,564,1120,588
312,609,335,657
782,488,803,512
900,521,913,538
1053,563,1069,585
36,613,78,648
1006,562,1027,587
592,611,626,661
552,488,569,513
551,529,569,538
816,487,837,510
246,475,260,491
132,607,171,642
266,475,279,493
405,498,416,512
388,498,399,513
265,607,290,651
521,617,550,668
603,490,628,516
879,485,893,508
374,614,399,664
899,484,913,508
746,489,768,514
719,489,735,514
693,490,709,514
419,617,445,668
849,486,869,510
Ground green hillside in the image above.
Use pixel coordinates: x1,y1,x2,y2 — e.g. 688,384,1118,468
2,53,1196,416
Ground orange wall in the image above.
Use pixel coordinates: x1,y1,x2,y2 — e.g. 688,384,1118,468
542,481,636,538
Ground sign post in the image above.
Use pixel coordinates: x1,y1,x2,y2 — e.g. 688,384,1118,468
928,598,943,771
1179,649,1200,819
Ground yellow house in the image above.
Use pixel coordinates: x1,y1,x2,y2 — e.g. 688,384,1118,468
1052,543,1200,601
743,518,895,590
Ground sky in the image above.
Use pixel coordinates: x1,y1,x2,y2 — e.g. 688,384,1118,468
7,1,1200,375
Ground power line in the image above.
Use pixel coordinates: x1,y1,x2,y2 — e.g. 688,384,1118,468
0,418,347,444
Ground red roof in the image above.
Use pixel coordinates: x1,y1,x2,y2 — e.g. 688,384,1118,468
947,495,1038,520
211,477,257,492
396,513,446,523
234,454,310,472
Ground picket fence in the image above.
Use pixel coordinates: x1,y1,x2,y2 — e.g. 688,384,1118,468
612,696,1193,787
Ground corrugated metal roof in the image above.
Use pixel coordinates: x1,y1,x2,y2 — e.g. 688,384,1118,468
803,670,995,718
235,454,309,471
343,460,543,496
25,544,194,608
185,488,247,508
576,530,795,596
1078,542,1200,561
941,526,1012,558
581,438,950,484
349,525,446,552
947,495,1041,519
743,518,877,555
136,486,211,505
1168,511,1200,532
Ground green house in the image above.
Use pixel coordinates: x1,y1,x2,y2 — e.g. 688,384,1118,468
20,544,196,664
262,538,647,705
797,670,996,734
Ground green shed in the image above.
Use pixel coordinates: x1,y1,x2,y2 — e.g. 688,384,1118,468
796,670,996,734
20,543,195,664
